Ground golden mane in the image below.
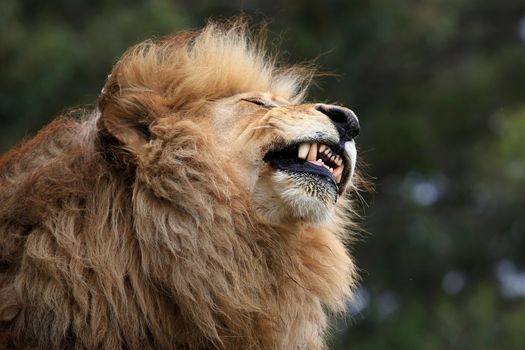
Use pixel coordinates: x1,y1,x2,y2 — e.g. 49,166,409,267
99,21,312,111
0,21,357,350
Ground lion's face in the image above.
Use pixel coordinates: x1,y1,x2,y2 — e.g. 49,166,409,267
210,91,359,224
97,28,360,226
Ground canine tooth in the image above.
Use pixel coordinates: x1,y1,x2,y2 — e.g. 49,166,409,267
333,165,344,178
298,143,310,160
334,165,344,183
307,143,318,162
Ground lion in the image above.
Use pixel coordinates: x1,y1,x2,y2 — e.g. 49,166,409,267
0,21,363,350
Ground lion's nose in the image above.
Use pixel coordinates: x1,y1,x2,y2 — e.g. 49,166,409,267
315,104,360,140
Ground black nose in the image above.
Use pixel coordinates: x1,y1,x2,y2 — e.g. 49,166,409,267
315,104,360,140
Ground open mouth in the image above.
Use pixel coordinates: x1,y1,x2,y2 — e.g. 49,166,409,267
263,141,351,194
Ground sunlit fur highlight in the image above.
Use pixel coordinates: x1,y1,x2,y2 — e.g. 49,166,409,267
0,21,359,349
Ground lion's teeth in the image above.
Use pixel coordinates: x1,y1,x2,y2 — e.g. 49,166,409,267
307,143,318,162
319,144,327,153
333,165,344,181
298,143,310,160
336,173,342,183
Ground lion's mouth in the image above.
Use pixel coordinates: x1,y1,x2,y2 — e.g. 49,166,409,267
263,141,352,194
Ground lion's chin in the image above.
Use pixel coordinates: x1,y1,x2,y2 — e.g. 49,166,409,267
253,170,339,225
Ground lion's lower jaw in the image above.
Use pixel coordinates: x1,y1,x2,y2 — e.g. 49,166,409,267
253,172,338,224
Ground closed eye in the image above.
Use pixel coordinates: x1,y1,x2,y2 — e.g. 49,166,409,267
241,98,277,109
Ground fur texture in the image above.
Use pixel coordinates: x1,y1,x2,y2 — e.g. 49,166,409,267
0,21,362,349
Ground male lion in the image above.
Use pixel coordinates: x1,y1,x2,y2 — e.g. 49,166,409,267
0,22,362,349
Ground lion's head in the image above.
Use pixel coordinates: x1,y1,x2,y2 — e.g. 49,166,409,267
0,21,363,350
98,22,360,226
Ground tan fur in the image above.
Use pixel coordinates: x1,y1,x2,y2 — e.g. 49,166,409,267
0,21,362,349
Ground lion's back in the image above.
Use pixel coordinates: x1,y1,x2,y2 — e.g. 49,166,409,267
1,117,80,189
0,113,126,349
0,115,90,270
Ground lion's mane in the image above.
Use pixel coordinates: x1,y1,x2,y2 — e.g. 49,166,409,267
0,22,357,349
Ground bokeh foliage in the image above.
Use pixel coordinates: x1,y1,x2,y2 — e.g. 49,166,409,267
1,0,525,349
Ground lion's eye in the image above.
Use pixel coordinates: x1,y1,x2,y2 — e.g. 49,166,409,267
241,98,276,109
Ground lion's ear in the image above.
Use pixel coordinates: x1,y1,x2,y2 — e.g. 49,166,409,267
97,74,166,156
99,100,151,156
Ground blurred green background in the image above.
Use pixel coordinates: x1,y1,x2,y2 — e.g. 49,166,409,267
1,0,525,348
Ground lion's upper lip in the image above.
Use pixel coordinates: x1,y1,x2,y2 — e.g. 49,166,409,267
263,140,352,194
